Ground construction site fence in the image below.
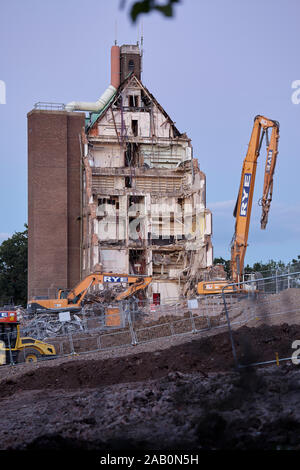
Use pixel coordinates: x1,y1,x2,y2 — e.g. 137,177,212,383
1,271,300,368
242,262,300,292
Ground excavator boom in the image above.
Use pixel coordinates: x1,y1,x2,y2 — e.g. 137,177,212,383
66,273,152,305
260,119,279,229
231,115,279,283
27,273,152,315
198,115,279,295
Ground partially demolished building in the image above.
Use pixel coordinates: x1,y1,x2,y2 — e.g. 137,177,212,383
28,44,213,303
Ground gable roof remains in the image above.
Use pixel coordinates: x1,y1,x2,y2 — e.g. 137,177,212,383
85,73,183,138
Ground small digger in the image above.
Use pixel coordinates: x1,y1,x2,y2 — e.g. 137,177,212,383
0,310,56,365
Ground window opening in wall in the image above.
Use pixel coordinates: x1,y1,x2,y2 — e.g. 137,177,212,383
128,195,145,242
98,197,119,209
129,249,146,274
128,59,134,72
141,90,151,107
132,119,138,137
125,142,140,167
129,216,141,231
177,198,184,209
129,95,139,107
125,143,132,166
129,195,144,205
176,198,185,241
125,176,132,188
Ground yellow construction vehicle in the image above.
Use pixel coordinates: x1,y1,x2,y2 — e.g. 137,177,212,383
27,273,152,326
198,115,279,295
0,310,56,364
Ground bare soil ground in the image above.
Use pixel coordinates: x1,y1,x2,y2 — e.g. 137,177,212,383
1,321,300,451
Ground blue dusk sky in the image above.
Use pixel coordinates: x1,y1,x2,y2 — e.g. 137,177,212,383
0,0,299,265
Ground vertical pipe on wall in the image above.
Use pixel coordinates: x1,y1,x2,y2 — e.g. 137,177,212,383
111,45,120,89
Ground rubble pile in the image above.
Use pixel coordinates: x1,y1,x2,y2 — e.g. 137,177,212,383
83,286,124,305
20,313,85,340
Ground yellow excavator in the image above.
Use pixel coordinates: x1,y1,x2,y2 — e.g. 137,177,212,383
198,115,279,295
27,273,152,326
0,310,56,364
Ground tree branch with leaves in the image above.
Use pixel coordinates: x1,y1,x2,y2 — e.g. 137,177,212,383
120,0,181,23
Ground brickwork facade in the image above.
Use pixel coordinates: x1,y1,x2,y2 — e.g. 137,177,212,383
27,110,85,298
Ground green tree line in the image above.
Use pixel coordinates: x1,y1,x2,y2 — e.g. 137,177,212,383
0,226,27,307
213,255,300,278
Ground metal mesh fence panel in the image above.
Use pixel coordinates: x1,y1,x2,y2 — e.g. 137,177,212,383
98,330,133,349
135,322,173,343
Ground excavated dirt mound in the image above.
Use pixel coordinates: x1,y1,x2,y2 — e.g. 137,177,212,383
1,322,299,398
1,322,300,451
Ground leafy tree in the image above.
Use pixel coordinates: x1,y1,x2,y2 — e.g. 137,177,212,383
0,225,28,306
120,0,181,22
291,255,300,265
244,259,286,277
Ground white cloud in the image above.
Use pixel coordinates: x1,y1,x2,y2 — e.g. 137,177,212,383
208,200,235,210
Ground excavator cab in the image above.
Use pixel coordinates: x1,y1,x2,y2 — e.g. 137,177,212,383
58,289,69,300
0,321,18,365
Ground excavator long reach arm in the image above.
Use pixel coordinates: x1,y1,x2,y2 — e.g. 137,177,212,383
66,273,152,305
230,115,279,284
198,115,279,295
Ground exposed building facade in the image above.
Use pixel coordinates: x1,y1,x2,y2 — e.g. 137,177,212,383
28,44,213,303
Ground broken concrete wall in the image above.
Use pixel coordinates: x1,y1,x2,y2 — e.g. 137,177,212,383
81,72,213,302
92,144,124,168
100,249,128,273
